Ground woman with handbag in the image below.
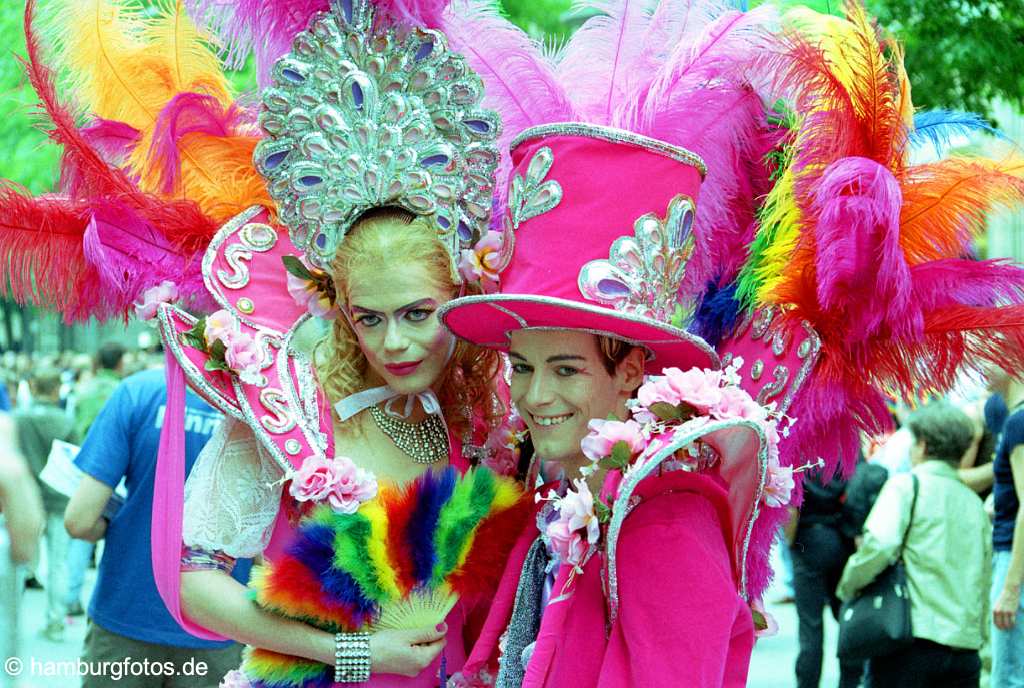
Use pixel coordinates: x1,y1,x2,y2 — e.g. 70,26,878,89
836,402,992,688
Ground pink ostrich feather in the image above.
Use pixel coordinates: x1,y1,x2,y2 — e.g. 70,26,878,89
441,0,574,197
557,0,654,124
377,0,451,27
147,92,248,194
811,156,915,344
185,0,330,86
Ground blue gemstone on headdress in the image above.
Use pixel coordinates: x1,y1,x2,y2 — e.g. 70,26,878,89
282,68,305,84
300,175,323,187
457,220,472,240
341,0,354,23
352,83,364,110
316,233,328,249
464,120,491,133
420,154,450,168
598,279,631,296
436,215,451,229
415,41,434,62
264,150,289,170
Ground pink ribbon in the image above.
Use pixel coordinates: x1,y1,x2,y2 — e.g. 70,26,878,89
151,353,227,640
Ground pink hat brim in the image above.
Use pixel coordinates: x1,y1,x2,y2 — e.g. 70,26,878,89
441,294,720,371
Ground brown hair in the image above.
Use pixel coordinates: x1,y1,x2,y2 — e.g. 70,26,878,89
596,335,640,376
316,208,504,435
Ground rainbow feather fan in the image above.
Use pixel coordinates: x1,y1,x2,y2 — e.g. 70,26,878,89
244,466,531,688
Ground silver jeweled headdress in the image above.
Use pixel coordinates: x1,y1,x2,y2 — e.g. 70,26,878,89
253,0,501,275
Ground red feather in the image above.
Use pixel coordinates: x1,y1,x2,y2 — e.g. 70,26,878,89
382,480,422,596
447,494,533,603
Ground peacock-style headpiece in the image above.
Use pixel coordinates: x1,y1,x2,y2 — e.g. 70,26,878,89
253,0,501,274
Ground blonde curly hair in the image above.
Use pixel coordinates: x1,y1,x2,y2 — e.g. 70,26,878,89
316,207,504,437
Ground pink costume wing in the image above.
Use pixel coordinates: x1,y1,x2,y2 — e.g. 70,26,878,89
153,205,335,638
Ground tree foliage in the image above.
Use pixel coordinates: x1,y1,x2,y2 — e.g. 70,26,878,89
870,0,1024,120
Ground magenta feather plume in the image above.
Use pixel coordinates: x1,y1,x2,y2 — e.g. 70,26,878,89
79,119,141,166
811,156,915,343
377,0,451,27
147,92,246,194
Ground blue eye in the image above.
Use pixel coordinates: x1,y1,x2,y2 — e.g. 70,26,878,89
355,314,381,327
555,366,580,377
406,308,434,322
511,363,531,375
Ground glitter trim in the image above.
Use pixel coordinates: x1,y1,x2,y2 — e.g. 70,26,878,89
511,123,707,178
605,418,768,624
156,305,244,422
201,205,268,332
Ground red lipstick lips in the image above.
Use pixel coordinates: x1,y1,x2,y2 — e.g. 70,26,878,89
384,360,422,376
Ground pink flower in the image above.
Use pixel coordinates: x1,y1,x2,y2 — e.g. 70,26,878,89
662,367,725,410
763,456,794,508
544,478,600,568
134,281,178,321
325,457,378,514
204,309,237,347
546,520,587,566
286,258,338,319
580,418,647,462
288,455,378,513
219,670,252,688
458,231,504,288
289,455,340,503
711,385,767,423
223,332,263,384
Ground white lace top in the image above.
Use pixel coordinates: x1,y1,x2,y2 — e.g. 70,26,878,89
182,418,286,558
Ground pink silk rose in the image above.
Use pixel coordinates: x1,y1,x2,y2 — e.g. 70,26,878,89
458,231,503,286
133,280,178,321
546,519,587,568
204,309,237,348
661,367,725,410
325,458,378,514
223,331,263,384
580,418,647,462
288,456,378,514
763,456,795,508
285,258,338,319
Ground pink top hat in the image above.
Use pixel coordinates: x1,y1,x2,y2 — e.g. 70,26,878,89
441,123,719,371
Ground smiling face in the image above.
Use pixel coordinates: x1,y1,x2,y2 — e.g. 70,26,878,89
345,260,456,396
509,330,644,470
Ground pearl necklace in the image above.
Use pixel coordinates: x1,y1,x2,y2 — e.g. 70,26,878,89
369,405,449,464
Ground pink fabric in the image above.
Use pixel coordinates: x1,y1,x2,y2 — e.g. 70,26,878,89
466,472,753,687
525,472,754,688
152,353,227,640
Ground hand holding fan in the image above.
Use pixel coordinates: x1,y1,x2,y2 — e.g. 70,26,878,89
241,467,531,688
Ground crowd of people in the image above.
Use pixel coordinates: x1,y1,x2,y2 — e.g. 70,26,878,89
783,377,1023,688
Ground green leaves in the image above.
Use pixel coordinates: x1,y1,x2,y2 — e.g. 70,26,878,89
282,255,313,281
204,338,230,373
648,401,698,423
598,440,634,472
181,317,208,351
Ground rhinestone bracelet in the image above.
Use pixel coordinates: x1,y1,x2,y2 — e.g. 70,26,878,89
334,631,371,683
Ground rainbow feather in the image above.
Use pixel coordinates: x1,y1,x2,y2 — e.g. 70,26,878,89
245,468,527,688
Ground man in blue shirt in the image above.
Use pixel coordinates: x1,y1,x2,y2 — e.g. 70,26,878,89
984,369,1024,688
64,368,251,688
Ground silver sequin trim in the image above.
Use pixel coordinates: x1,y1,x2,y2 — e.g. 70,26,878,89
605,418,769,623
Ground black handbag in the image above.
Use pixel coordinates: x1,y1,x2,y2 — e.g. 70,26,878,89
836,474,918,661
